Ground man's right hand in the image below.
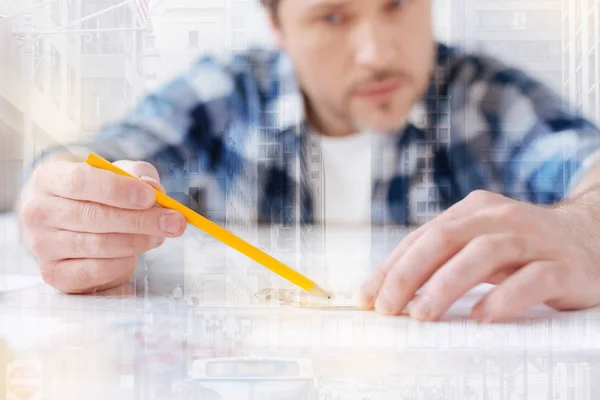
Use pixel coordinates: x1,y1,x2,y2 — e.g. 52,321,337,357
17,159,187,294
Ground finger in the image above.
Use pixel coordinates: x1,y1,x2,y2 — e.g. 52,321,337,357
32,161,157,210
40,256,138,294
373,214,507,315
113,160,166,193
33,231,164,262
354,191,509,308
410,233,542,321
354,228,423,308
37,197,186,236
471,260,565,323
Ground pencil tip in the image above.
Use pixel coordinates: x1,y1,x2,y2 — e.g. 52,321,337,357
309,285,332,299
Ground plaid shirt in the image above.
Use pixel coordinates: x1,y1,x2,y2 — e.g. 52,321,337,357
33,43,600,226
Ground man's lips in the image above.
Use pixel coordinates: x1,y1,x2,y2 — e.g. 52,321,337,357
353,77,404,98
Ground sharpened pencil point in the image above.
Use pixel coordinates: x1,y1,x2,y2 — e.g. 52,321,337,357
309,285,332,299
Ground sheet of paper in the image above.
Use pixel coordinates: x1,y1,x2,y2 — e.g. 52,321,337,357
0,274,43,295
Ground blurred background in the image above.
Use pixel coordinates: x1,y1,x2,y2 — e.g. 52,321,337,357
0,0,598,212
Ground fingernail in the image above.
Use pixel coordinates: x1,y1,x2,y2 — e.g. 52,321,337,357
160,212,182,234
130,187,155,207
140,176,166,194
410,294,432,320
374,289,396,315
472,301,487,322
154,236,165,246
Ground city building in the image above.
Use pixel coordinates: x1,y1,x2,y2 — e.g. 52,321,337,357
0,0,82,211
0,0,152,212
77,0,150,138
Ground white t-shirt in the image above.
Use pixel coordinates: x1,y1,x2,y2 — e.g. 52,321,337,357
308,130,385,225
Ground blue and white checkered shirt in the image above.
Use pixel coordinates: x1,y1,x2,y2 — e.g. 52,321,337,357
34,43,600,226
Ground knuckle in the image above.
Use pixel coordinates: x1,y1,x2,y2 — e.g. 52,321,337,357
87,233,108,255
125,235,145,254
39,262,58,286
470,234,504,257
429,224,456,249
80,202,102,226
30,165,46,188
29,234,48,257
20,197,45,227
425,280,451,301
465,190,496,205
490,203,525,221
65,164,86,194
71,231,86,252
388,267,411,289
509,235,528,260
100,176,119,203
73,263,94,291
538,266,562,291
127,212,148,232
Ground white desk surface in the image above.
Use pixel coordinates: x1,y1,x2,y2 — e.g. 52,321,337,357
1,212,600,400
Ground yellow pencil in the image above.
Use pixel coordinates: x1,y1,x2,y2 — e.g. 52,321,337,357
85,152,331,299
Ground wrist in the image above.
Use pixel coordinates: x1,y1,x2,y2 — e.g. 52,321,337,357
560,184,600,220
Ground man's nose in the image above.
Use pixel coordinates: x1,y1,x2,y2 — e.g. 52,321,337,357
354,22,396,70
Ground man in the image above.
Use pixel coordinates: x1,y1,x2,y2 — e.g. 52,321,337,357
17,0,600,322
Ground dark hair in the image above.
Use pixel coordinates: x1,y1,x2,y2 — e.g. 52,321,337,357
260,0,279,13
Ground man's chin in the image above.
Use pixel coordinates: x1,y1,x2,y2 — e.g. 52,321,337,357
350,116,409,134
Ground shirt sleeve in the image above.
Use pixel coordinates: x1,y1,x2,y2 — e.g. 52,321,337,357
446,53,600,205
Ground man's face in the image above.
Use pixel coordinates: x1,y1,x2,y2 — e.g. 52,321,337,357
272,0,435,135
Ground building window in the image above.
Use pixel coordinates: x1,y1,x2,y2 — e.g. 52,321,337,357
428,187,437,199
428,202,438,213
81,1,133,55
189,31,199,48
417,202,426,213
439,128,449,140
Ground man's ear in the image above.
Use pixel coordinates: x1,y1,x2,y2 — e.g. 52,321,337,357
265,9,285,48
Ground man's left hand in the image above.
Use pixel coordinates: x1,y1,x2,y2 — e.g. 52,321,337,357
354,189,600,322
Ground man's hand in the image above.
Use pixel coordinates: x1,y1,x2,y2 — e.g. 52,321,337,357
354,189,600,322
17,159,187,294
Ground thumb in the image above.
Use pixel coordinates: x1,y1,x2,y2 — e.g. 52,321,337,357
112,160,166,194
139,175,166,194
